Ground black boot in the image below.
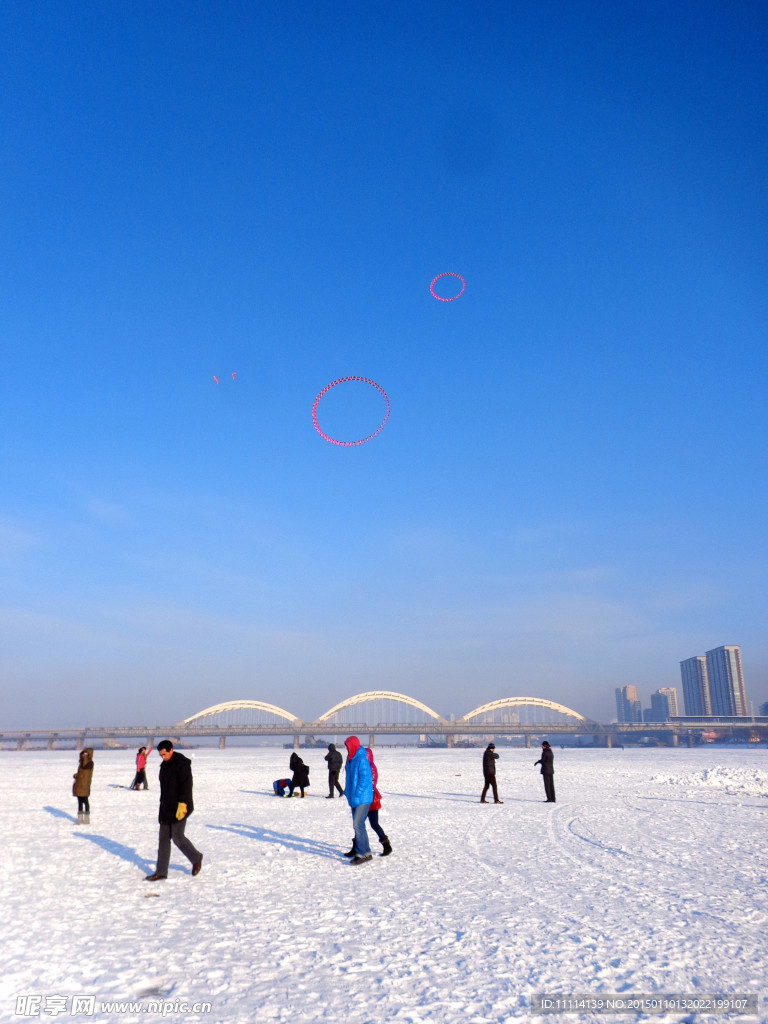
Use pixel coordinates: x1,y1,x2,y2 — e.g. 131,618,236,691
380,836,392,857
343,838,356,858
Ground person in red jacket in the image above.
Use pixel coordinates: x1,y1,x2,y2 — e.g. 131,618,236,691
130,745,153,790
345,748,393,858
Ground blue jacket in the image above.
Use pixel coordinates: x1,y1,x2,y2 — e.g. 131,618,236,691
344,741,373,808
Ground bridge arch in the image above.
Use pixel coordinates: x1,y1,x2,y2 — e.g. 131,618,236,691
316,690,445,725
459,697,586,725
182,700,302,728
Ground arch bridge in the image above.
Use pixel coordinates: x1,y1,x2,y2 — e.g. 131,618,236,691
166,692,599,748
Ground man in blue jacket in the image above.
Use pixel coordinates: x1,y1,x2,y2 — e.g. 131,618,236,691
343,736,373,864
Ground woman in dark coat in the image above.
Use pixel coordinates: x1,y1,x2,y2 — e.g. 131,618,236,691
73,748,94,824
288,752,310,797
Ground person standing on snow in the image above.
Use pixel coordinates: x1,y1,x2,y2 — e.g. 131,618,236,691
73,748,94,824
534,740,556,802
324,743,344,798
480,742,503,804
130,745,152,790
343,736,373,864
145,740,203,882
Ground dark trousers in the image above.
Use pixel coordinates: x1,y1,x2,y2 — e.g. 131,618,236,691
156,819,201,876
130,770,148,790
77,796,90,813
481,775,499,802
543,774,556,802
328,770,343,796
367,809,387,843
288,781,305,796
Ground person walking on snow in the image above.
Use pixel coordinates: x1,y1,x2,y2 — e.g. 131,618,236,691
324,743,344,798
73,748,94,824
145,740,203,882
344,747,392,858
480,742,503,804
343,736,373,864
534,740,556,802
130,745,152,790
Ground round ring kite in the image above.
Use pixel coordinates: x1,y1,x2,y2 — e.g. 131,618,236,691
430,271,465,302
312,376,390,447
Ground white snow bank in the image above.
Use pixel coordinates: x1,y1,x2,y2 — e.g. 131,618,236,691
652,764,768,798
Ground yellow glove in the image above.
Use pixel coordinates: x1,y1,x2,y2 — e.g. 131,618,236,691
175,802,187,821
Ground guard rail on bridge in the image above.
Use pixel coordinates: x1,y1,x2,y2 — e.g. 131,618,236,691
2,717,767,750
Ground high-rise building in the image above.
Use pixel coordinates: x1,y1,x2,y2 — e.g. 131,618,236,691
706,645,748,717
649,687,679,721
680,656,711,716
658,686,679,717
615,685,642,723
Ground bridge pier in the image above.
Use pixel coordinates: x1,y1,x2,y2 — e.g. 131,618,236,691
368,734,374,749
606,734,612,748
669,733,678,747
687,731,694,748
524,735,531,748
446,734,454,748
46,734,57,751
293,734,300,750
219,735,226,750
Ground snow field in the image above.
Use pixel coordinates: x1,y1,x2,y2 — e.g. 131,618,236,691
1,746,766,1024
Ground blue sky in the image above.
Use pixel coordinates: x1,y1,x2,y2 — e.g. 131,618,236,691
1,1,766,728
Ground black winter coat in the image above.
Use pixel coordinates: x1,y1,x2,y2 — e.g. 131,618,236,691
158,751,194,824
535,747,554,775
324,745,342,772
482,746,498,776
289,752,310,787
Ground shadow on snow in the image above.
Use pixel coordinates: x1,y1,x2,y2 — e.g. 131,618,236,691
208,823,342,861
72,832,155,874
43,805,78,823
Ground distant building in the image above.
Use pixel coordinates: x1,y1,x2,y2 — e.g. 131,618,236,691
646,687,679,722
680,656,712,716
615,685,642,723
706,645,748,717
759,701,768,717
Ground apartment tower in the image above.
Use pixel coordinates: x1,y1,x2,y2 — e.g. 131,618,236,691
680,656,711,716
705,645,748,717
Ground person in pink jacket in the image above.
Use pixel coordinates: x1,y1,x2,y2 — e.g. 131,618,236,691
130,745,153,790
345,748,393,858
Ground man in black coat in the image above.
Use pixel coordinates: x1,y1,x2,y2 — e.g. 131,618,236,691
324,743,344,798
480,743,503,804
145,740,203,881
534,740,556,802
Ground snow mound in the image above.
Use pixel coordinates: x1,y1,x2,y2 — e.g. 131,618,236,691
652,764,768,798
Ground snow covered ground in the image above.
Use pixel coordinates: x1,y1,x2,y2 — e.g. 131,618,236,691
1,745,767,1024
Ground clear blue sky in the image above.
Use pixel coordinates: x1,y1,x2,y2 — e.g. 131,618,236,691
1,1,766,728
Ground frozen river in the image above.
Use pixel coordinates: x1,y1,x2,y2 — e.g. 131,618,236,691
1,745,766,1023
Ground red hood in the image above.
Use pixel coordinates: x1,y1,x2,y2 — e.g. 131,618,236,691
365,747,376,769
344,736,361,759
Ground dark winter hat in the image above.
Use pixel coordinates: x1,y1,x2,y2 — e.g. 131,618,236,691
488,743,495,749
542,741,550,747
